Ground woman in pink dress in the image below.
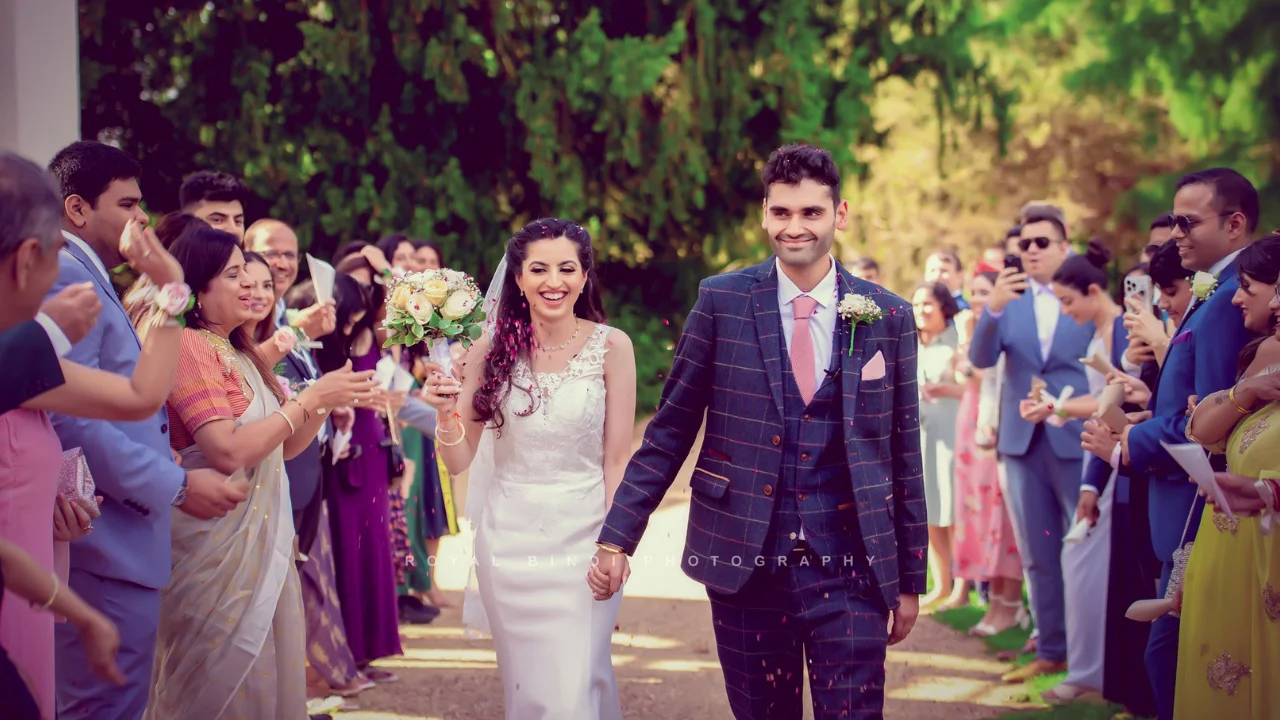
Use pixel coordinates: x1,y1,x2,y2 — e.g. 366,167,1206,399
0,211,187,717
950,267,1027,634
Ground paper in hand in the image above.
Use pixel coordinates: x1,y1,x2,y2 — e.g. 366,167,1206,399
373,356,399,390
307,254,337,305
1079,350,1117,378
390,365,416,393
1096,384,1128,430
1160,440,1234,521
1063,517,1091,544
330,430,351,465
1030,376,1048,402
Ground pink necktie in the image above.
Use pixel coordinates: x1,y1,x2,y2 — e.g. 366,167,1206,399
791,296,818,405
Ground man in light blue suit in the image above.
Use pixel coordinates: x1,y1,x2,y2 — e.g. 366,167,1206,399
970,209,1094,682
1116,169,1258,720
45,142,246,720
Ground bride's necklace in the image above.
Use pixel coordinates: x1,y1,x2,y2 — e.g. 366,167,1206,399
535,319,580,354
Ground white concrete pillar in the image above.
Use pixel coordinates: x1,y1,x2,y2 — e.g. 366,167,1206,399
0,0,80,166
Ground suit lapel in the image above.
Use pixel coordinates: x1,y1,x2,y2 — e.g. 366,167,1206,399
61,240,140,348
836,269,867,445
751,261,786,419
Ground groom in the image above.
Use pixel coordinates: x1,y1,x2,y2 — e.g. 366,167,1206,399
590,144,926,718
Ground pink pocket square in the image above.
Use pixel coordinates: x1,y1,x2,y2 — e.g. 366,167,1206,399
861,350,887,381
1171,330,1192,347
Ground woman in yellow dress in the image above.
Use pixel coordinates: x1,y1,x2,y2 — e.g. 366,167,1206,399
1177,235,1280,719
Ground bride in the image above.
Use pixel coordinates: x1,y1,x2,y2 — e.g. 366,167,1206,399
421,218,636,719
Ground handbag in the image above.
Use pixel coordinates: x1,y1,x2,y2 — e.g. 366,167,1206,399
1162,495,1203,617
58,448,101,520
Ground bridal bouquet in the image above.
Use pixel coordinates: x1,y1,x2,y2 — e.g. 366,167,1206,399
382,268,486,371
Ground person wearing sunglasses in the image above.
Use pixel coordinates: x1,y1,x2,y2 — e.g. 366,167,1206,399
969,206,1095,684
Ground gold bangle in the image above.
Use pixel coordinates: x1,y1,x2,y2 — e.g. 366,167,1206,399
1229,386,1251,414
596,542,625,555
436,420,466,447
38,573,59,612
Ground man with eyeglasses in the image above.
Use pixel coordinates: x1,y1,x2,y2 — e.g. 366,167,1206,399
1095,168,1259,720
970,206,1095,684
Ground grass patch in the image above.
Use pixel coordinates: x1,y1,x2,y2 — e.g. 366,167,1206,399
927,591,1140,719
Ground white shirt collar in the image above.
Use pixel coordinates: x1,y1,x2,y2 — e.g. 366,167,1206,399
776,256,837,307
61,230,110,282
1209,249,1243,278
1029,277,1054,297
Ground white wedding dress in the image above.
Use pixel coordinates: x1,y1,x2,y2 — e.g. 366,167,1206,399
469,324,624,720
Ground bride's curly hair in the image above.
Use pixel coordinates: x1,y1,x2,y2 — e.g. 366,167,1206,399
473,218,605,433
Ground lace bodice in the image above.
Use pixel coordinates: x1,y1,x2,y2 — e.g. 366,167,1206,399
489,324,611,490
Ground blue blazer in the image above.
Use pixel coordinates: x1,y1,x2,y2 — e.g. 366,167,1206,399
1127,262,1255,561
46,239,185,591
599,259,928,609
969,289,1095,458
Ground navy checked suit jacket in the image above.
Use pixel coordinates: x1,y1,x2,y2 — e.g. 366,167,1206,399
598,258,928,610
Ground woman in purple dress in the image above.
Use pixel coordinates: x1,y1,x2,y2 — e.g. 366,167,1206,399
315,269,403,682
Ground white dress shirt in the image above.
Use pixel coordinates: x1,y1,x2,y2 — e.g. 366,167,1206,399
61,230,110,283
1028,278,1060,362
34,313,72,357
1186,248,1244,315
776,257,837,393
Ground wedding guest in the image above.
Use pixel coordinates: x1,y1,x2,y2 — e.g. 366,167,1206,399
1119,169,1259,720
179,170,250,242
1175,233,1280,719
970,207,1095,683
413,239,444,270
913,282,964,609
849,257,880,283
45,141,246,720
952,268,1025,634
375,233,416,271
0,152,192,718
925,249,969,310
1149,238,1193,329
315,270,403,682
287,278,369,701
1148,213,1174,248
1042,240,1125,705
143,226,375,718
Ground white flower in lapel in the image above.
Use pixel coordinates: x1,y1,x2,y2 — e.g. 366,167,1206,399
1191,271,1218,301
837,294,884,356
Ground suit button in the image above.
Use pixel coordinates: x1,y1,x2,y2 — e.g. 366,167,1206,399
803,414,812,422
161,423,168,434
789,532,797,540
798,493,807,501
763,485,774,496
800,453,810,462
771,435,781,446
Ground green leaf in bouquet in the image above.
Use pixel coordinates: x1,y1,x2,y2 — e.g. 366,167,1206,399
411,323,425,339
466,323,483,340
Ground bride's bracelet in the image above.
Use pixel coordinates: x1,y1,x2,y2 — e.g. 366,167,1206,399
436,415,466,447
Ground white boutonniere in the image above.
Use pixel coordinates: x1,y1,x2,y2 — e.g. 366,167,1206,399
837,293,884,356
1191,271,1218,301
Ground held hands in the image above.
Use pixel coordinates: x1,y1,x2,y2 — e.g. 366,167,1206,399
1075,489,1100,527
292,300,337,341
41,283,102,344
1202,472,1268,514
1018,398,1054,425
52,495,99,541
119,219,182,287
420,361,462,417
587,547,631,600
1080,419,1120,462
178,468,249,520
303,361,379,411
1107,371,1152,407
987,266,1029,315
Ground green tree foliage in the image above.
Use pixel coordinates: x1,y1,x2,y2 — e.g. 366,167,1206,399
79,0,1007,412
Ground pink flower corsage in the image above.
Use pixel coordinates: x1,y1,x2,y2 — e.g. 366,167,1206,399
272,326,298,354
276,375,295,399
155,283,192,317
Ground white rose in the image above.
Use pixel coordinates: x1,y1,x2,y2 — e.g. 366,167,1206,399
440,289,478,320
406,292,436,324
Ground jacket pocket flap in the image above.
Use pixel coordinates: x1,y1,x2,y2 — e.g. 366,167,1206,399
690,467,729,499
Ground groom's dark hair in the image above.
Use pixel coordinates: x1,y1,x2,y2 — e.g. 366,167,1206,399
761,144,841,205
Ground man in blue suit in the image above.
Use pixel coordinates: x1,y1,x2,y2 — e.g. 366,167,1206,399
591,144,927,718
969,209,1095,682
1114,169,1258,720
45,142,246,720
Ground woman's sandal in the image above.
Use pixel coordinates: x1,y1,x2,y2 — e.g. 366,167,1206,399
969,597,1030,637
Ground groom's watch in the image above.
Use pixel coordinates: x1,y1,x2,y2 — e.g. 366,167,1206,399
172,476,189,507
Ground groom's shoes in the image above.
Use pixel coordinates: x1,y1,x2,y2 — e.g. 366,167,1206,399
398,595,441,625
1001,658,1067,684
